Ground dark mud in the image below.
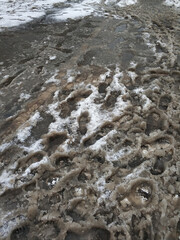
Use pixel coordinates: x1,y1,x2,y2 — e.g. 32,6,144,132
0,2,180,240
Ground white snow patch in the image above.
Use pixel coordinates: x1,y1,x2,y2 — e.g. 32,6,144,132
17,126,32,143
108,66,126,93
0,168,17,195
129,61,138,68
96,176,111,203
47,66,129,149
74,187,84,197
105,0,138,7
99,68,111,82
49,55,57,61
22,139,44,153
143,32,156,53
19,93,31,100
0,215,27,239
23,156,49,176
134,87,152,111
3,75,9,80
90,129,116,151
106,148,131,162
0,0,65,30
0,0,138,30
47,177,60,187
16,111,42,143
128,71,138,83
164,0,180,7
96,176,106,192
51,0,101,21
66,69,78,83
46,74,60,84
124,160,148,181
47,102,63,132
0,142,12,152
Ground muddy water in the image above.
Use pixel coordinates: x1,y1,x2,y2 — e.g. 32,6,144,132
0,2,180,240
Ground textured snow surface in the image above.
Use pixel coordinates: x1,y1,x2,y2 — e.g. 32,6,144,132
0,0,138,30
